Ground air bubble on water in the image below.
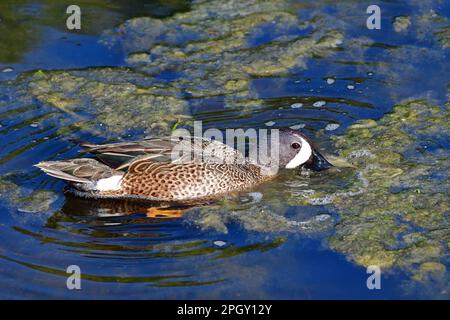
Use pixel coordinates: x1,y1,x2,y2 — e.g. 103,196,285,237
290,124,306,130
213,240,227,247
315,214,331,222
1,67,14,73
290,103,303,109
313,100,326,107
325,123,340,131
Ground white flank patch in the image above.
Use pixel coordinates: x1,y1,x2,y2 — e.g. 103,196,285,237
285,137,312,169
95,175,123,191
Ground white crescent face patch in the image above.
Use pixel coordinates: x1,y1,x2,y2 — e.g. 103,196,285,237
285,137,312,169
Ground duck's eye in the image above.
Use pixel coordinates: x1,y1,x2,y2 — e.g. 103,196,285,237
291,142,301,149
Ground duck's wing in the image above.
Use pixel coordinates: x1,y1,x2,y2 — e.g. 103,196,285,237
35,158,120,184
72,138,175,169
73,136,245,170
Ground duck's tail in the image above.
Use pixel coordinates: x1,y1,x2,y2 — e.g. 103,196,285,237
35,158,122,192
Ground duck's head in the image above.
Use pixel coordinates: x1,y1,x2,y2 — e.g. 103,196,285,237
278,128,332,171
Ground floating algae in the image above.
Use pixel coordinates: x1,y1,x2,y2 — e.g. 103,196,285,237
393,16,411,33
183,177,337,235
0,0,348,139
100,0,344,109
435,25,450,48
0,177,57,213
3,0,448,140
8,0,444,138
185,97,449,290
10,68,189,135
4,0,447,262
318,3,450,107
319,99,449,275
185,203,334,234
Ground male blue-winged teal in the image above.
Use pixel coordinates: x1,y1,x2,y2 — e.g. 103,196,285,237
35,129,332,205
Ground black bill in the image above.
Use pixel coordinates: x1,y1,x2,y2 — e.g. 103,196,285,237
303,150,333,171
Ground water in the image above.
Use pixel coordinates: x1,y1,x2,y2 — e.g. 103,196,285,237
0,0,449,299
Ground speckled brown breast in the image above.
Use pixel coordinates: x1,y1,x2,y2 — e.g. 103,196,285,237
118,159,268,201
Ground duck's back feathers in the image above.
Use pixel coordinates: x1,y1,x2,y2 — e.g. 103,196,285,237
72,136,246,169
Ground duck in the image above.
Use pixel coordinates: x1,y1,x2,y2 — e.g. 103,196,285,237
35,129,332,206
